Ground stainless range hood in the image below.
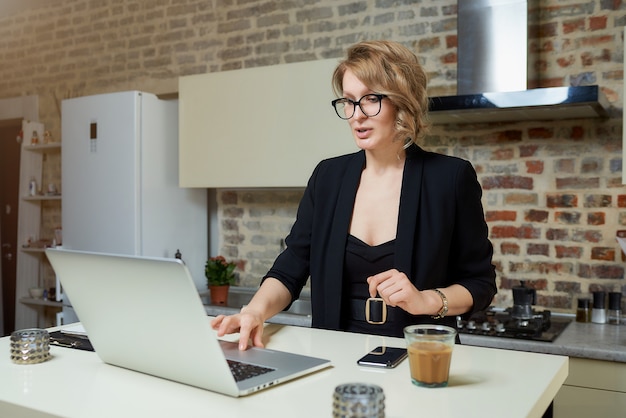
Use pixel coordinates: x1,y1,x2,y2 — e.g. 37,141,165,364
429,85,609,124
428,0,609,124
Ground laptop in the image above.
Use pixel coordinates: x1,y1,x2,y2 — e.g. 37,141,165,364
45,248,331,397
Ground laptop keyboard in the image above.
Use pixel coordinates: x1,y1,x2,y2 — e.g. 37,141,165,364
227,359,275,382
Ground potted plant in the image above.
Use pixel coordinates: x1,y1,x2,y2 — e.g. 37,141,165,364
205,255,237,305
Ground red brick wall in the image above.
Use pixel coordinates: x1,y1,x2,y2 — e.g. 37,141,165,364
427,117,623,310
1,0,624,312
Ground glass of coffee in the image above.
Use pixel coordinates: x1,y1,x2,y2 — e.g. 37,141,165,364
404,324,456,388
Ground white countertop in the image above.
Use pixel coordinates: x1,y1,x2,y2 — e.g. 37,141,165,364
0,322,568,418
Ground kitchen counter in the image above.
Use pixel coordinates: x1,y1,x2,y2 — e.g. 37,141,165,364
0,322,567,418
204,291,624,417
208,290,625,364
460,317,626,363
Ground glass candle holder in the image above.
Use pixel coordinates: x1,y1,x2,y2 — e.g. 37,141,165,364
10,328,50,364
332,383,385,418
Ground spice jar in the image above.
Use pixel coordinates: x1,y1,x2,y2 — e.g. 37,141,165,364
591,291,607,324
28,178,37,196
607,292,622,325
576,298,591,323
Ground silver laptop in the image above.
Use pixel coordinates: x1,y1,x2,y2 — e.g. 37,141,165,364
45,248,331,397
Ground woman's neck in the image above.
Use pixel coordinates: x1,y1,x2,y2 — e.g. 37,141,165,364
364,146,406,174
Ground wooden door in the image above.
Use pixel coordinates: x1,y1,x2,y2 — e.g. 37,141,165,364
0,120,22,336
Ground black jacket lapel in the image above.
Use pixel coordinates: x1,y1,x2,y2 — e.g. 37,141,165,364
394,145,424,277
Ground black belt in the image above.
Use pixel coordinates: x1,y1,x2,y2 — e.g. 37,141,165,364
350,298,405,324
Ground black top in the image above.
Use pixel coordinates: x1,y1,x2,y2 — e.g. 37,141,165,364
344,235,395,301
342,235,421,337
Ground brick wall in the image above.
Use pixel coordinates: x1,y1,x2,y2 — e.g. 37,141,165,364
1,0,624,312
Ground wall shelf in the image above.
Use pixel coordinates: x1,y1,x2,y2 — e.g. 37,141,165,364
22,195,62,201
23,142,61,152
19,297,62,308
21,247,51,254
15,120,63,330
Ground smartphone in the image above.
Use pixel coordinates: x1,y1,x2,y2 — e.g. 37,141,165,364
357,346,407,368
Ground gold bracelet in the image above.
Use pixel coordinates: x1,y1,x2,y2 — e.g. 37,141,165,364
431,289,448,319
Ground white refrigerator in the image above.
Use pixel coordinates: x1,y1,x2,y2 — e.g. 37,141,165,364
60,91,207,323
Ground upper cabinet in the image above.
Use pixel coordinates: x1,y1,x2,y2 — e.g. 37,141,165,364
178,58,357,188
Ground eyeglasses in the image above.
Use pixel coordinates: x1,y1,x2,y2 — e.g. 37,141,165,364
331,94,387,120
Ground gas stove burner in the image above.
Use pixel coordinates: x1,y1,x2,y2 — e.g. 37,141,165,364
457,307,571,342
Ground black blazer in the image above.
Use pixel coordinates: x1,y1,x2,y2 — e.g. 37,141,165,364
265,144,497,331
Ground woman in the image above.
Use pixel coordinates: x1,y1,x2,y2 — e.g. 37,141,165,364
211,40,497,350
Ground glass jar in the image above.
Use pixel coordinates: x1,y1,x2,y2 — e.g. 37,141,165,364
607,292,622,325
576,298,591,323
10,328,50,364
333,383,385,418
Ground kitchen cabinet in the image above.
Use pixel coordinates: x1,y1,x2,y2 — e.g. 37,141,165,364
460,321,626,417
178,58,357,188
554,357,626,418
14,120,62,330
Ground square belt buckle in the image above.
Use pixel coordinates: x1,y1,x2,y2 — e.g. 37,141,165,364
365,297,387,325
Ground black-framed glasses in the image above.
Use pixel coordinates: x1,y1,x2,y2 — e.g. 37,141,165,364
331,94,387,120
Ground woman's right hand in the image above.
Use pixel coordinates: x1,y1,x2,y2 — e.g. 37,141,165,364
211,309,266,351
210,277,293,350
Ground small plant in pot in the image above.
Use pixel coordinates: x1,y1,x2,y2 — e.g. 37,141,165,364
205,256,237,306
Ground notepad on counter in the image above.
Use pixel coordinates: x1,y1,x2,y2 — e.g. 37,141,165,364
50,325,94,352
60,323,88,337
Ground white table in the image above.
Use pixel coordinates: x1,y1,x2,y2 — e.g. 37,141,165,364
1,322,568,418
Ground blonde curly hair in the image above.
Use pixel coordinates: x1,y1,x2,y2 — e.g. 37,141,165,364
332,40,430,147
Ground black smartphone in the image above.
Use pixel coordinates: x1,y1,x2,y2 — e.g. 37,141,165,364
357,346,407,368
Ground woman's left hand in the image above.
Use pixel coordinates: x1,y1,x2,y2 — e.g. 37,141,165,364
366,269,425,315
